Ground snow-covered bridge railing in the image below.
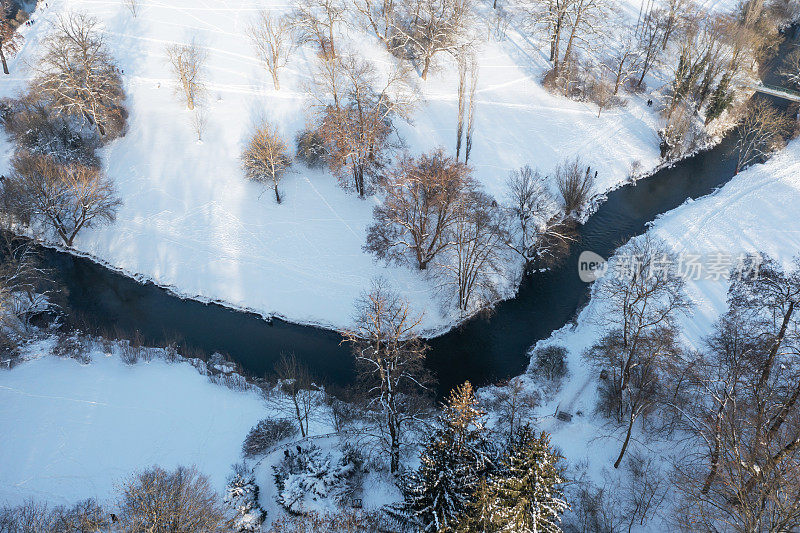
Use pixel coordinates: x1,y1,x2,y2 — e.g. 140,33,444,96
751,83,800,102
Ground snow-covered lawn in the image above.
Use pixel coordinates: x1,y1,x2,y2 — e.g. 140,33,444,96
0,0,738,330
523,137,800,526
0,343,265,506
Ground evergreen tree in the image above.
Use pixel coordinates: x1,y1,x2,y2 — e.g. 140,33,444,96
705,73,733,124
401,382,494,532
460,426,569,533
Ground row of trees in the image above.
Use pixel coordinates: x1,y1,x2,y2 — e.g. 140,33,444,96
584,236,800,530
0,12,123,248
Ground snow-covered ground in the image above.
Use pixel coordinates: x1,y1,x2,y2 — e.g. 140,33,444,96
0,0,739,330
0,341,265,506
523,137,800,528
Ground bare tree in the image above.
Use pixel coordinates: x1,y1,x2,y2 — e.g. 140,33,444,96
123,0,140,18
734,99,791,174
0,233,52,330
166,40,208,110
365,149,472,270
241,121,291,203
313,55,415,196
117,466,234,532
270,354,319,438
353,0,400,49
0,12,22,75
3,151,121,247
190,107,208,142
248,10,294,91
780,47,800,90
488,376,540,440
502,165,559,272
290,0,345,60
397,0,474,80
556,157,595,215
632,2,665,88
590,235,690,414
34,12,124,136
436,189,506,313
464,58,478,163
340,280,432,473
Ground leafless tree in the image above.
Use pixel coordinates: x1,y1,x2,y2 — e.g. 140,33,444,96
734,99,791,174
397,0,474,80
190,107,208,142
488,376,540,440
290,0,345,60
464,58,478,163
604,14,639,95
123,0,140,18
590,235,690,418
166,39,208,110
502,165,557,272
436,189,506,313
353,0,399,49
632,2,665,88
780,48,800,89
3,151,121,247
241,121,291,203
117,466,234,532
556,156,595,215
0,11,22,75
340,280,432,473
313,55,415,196
0,233,52,330
33,12,124,136
269,354,320,438
365,149,472,270
248,10,294,91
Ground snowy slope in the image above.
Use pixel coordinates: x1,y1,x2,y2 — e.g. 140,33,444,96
0,0,736,330
523,138,800,528
0,345,265,506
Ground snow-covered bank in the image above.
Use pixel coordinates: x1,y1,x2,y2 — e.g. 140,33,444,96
520,137,800,528
0,342,265,506
0,0,741,331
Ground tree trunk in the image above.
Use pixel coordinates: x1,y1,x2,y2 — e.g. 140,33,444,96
274,183,281,204
0,49,8,75
614,412,635,468
421,54,431,80
272,70,280,91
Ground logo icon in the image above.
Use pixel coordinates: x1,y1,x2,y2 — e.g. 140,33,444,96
578,251,607,282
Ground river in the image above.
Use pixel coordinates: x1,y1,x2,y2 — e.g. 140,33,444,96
36,30,797,397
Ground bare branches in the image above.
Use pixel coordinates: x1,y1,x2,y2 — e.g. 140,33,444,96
34,12,124,136
555,157,595,215
248,10,294,91
366,149,472,270
123,0,140,18
734,99,791,173
3,151,120,247
0,12,23,75
340,279,432,473
241,121,291,203
290,0,345,60
165,40,208,110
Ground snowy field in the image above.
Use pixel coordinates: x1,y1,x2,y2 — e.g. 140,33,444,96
0,342,265,506
0,0,739,330
522,137,800,526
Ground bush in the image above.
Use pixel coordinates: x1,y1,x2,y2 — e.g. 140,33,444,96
225,464,266,532
531,345,567,381
242,418,297,458
273,444,357,515
295,128,327,168
117,466,233,532
52,333,92,364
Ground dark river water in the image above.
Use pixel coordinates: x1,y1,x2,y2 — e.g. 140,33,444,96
39,31,796,397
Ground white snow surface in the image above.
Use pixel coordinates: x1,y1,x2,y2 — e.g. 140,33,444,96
0,0,737,330
523,138,800,529
0,344,265,507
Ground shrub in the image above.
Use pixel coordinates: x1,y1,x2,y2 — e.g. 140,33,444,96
0,498,107,532
273,444,357,515
242,418,297,457
225,464,266,532
556,157,595,215
52,333,92,364
295,128,327,168
117,465,233,532
531,345,567,381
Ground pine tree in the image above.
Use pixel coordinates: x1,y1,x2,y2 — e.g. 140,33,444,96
401,382,494,532
704,73,733,124
459,426,569,533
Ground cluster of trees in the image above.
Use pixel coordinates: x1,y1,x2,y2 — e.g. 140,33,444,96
585,237,800,530
365,155,586,312
0,12,123,248
0,0,26,75
397,381,569,532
